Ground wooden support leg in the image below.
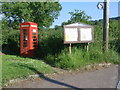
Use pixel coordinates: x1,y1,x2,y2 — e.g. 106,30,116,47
69,43,71,54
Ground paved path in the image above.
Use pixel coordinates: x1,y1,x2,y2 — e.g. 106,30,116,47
6,65,119,88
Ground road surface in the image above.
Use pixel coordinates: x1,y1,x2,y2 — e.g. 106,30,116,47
5,65,119,88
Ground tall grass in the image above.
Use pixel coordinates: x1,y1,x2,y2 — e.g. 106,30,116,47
54,47,120,70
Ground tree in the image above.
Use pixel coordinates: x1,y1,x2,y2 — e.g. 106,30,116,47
54,25,62,30
1,2,62,30
61,9,92,26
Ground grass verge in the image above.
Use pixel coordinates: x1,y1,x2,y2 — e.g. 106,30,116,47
46,47,120,70
2,55,55,86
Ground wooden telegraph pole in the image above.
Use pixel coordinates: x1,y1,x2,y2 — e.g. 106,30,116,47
97,0,109,52
103,0,109,52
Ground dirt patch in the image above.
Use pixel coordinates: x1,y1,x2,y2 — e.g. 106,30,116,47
0,52,5,55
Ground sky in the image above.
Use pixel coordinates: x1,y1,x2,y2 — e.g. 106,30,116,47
50,1,119,28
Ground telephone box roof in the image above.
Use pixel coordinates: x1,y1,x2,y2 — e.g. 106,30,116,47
21,22,37,24
64,22,93,27
20,22,37,26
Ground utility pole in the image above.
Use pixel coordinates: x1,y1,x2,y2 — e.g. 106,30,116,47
103,0,109,52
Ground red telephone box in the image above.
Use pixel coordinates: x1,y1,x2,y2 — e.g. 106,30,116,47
20,22,38,57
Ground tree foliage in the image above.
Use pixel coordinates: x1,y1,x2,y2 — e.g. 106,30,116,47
54,25,62,30
61,9,92,26
1,2,62,29
69,9,92,23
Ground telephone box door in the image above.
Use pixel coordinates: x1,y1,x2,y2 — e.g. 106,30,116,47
20,22,38,57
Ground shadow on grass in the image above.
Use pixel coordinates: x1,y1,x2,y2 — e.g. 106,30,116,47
11,63,82,89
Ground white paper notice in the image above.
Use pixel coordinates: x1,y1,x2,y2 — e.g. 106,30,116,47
65,28,78,41
80,28,92,41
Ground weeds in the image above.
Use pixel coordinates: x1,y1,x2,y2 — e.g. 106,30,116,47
54,47,120,70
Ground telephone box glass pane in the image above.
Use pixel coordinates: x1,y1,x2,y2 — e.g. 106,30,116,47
23,36,28,40
33,42,37,44
23,42,27,44
33,36,36,38
33,39,36,41
32,33,36,35
23,29,27,32
24,33,27,35
33,45,37,47
23,39,27,41
23,45,27,47
32,29,36,32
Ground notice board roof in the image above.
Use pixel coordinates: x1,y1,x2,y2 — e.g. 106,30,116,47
64,22,93,28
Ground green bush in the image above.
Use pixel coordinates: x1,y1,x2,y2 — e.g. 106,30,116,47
2,30,20,55
37,29,64,58
102,50,120,64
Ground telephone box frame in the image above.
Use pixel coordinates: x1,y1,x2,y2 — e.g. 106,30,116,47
20,22,38,57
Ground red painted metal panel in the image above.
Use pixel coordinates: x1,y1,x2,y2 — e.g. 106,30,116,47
20,22,38,57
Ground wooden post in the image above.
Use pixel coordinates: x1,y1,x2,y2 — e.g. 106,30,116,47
87,43,89,52
69,43,71,54
103,0,109,52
